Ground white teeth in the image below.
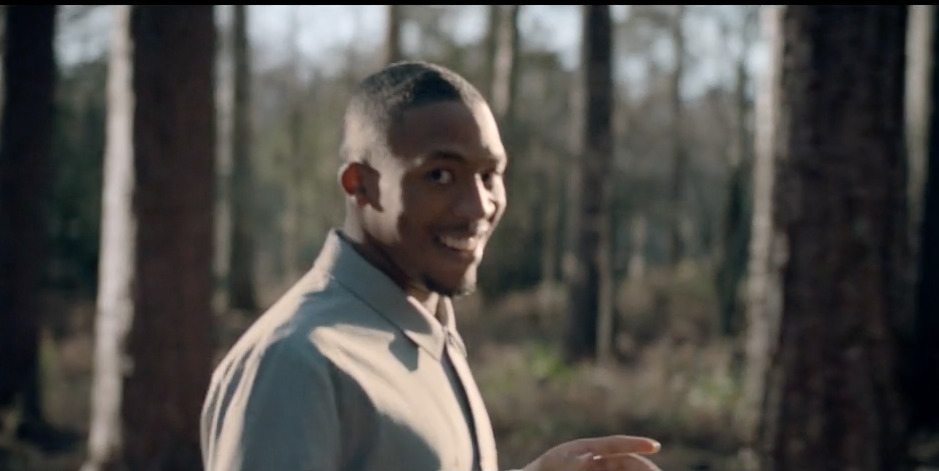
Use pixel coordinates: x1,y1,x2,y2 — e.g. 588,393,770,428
439,235,479,251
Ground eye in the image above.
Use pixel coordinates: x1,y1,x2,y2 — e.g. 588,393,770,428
427,168,454,185
480,169,502,188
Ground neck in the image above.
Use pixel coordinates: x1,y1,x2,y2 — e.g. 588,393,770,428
340,218,441,317
414,291,441,321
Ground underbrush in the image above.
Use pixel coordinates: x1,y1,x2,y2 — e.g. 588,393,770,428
460,263,747,470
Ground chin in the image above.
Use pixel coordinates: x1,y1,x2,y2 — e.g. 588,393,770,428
424,275,477,298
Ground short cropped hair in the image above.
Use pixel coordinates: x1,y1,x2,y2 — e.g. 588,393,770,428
339,61,486,164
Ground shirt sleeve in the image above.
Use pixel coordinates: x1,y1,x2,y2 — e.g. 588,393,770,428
201,337,342,471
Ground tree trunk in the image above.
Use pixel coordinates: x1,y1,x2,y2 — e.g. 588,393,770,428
667,5,687,268
566,5,614,363
385,5,403,65
539,141,560,285
490,5,520,123
84,6,216,471
227,4,258,311
282,8,305,282
0,4,57,423
907,1,939,436
907,5,933,230
751,6,912,471
716,7,758,337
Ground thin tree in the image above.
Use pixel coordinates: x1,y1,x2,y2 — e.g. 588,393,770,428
489,5,520,123
227,4,258,311
666,5,687,268
385,5,403,64
906,1,939,438
281,6,306,281
715,5,760,338
566,4,614,363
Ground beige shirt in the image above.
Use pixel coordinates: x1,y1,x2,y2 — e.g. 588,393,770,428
200,229,498,471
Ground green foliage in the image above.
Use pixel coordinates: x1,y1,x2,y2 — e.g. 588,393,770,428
525,340,574,382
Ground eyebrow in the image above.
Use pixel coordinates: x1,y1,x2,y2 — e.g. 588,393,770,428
424,149,505,167
426,150,466,162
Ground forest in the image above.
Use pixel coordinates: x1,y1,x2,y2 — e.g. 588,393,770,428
0,5,937,471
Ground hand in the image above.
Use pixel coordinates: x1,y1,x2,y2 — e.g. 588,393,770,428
521,435,662,471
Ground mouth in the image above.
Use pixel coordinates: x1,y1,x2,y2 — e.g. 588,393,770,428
435,232,486,261
438,234,480,251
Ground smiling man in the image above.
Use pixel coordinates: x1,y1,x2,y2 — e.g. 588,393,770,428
199,61,663,471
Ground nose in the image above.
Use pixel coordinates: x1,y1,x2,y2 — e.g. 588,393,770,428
454,174,497,220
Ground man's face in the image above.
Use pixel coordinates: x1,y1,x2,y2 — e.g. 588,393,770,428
362,99,507,298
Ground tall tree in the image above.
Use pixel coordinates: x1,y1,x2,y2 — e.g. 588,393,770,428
281,6,306,281
0,3,58,439
84,6,216,470
227,4,258,311
907,1,939,437
566,4,614,363
489,5,520,123
746,6,912,471
666,5,688,268
715,5,760,338
385,5,403,64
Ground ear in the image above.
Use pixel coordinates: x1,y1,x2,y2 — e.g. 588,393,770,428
338,161,375,207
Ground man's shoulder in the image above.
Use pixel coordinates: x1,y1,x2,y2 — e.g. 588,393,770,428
212,274,388,375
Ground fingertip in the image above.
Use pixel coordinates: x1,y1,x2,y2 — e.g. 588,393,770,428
624,435,661,454
649,439,662,454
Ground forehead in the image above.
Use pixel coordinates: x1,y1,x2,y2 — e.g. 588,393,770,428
387,100,506,166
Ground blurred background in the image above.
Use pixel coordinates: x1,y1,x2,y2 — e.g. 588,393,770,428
0,4,937,471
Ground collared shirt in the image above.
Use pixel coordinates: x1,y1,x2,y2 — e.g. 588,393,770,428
200,229,498,471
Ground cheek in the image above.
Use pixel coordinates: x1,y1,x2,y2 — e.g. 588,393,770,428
400,184,445,223
379,173,404,213
491,185,507,221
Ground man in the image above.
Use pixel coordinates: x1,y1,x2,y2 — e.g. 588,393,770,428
200,61,663,471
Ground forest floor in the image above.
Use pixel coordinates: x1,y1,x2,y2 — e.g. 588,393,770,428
3,266,938,471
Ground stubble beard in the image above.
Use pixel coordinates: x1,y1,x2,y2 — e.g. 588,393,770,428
423,271,477,298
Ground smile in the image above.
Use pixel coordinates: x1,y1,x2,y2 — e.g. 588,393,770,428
437,234,481,252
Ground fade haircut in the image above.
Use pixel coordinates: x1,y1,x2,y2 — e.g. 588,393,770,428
339,61,486,164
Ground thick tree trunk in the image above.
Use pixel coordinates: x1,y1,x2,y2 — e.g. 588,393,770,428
0,4,57,422
753,6,912,471
84,6,216,471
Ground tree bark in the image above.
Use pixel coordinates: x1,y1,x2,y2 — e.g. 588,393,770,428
0,4,57,422
751,6,912,471
84,6,216,471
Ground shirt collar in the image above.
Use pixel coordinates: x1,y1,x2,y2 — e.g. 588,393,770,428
315,228,464,360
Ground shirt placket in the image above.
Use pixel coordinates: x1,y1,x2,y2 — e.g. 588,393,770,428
444,330,498,471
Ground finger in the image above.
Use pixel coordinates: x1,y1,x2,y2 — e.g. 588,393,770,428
587,452,663,471
568,435,661,458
